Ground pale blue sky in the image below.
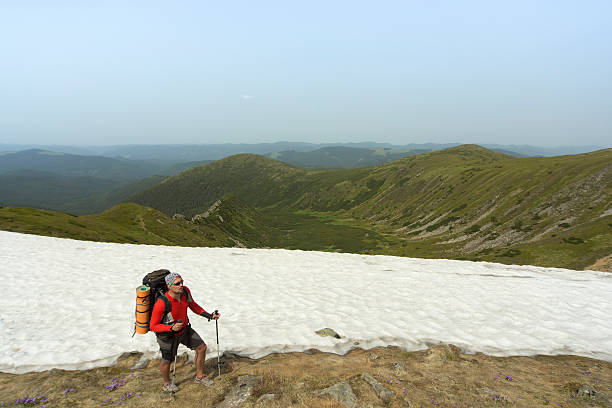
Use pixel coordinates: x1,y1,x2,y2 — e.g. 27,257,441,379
1,1,611,147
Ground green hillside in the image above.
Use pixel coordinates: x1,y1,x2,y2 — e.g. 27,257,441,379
0,202,259,248
127,145,612,269
0,170,120,210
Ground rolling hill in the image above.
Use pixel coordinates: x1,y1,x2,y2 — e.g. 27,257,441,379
0,199,263,248
127,145,612,269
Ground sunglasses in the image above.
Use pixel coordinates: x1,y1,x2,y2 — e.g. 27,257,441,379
172,280,184,286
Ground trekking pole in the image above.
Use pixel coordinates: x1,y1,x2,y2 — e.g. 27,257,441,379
214,310,221,377
171,320,182,390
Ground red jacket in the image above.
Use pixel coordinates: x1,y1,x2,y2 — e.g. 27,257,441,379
149,286,211,335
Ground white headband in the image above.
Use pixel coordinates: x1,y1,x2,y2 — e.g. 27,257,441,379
164,272,180,287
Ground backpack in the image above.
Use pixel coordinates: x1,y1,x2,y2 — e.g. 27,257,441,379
142,269,173,331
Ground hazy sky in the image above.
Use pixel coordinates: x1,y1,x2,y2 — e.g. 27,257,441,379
1,1,611,147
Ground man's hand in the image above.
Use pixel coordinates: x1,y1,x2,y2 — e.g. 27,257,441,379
211,312,221,320
171,320,184,331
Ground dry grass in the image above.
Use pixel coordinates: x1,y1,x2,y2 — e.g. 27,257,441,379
1,345,611,407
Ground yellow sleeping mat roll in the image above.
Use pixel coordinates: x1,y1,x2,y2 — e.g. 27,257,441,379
135,285,151,334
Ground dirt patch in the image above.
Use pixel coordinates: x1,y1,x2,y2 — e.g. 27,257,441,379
1,345,611,407
586,253,612,273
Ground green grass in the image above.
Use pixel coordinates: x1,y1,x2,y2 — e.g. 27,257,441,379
260,209,386,253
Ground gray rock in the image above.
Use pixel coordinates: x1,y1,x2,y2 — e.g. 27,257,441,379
217,375,263,408
315,328,341,339
157,392,175,403
361,373,395,403
393,361,406,374
577,385,611,405
131,355,150,369
578,384,596,397
479,388,499,396
314,381,358,408
222,351,240,360
256,393,276,403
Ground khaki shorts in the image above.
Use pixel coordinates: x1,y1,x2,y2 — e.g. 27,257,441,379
156,325,205,362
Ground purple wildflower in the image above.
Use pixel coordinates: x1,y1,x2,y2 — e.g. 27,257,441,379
505,375,513,381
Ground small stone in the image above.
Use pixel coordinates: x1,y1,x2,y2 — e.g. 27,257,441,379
393,361,406,373
314,382,358,408
315,328,341,339
257,393,275,402
217,375,263,408
361,373,396,403
577,385,611,404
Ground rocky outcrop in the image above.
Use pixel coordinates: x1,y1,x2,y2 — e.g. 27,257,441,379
314,381,358,408
216,375,263,408
361,373,395,403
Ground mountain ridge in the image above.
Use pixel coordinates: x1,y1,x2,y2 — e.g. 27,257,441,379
127,145,612,269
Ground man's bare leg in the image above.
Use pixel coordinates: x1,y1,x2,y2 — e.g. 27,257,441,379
195,343,207,378
160,360,171,384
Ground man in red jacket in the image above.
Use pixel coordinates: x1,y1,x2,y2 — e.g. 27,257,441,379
149,272,220,392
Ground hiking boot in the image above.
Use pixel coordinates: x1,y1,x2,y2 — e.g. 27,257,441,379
194,375,214,386
162,383,179,393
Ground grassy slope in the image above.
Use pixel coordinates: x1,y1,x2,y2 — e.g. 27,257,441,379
127,145,611,269
0,204,236,247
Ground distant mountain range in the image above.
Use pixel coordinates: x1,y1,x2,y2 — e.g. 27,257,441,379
0,149,209,214
1,142,605,162
266,146,432,168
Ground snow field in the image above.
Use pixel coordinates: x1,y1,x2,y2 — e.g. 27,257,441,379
1,230,611,374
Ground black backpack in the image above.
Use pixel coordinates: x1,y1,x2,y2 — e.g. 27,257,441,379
142,269,173,331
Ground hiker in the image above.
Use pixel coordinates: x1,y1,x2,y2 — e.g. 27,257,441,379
149,272,220,392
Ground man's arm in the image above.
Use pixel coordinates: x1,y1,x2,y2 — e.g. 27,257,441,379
149,298,173,332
